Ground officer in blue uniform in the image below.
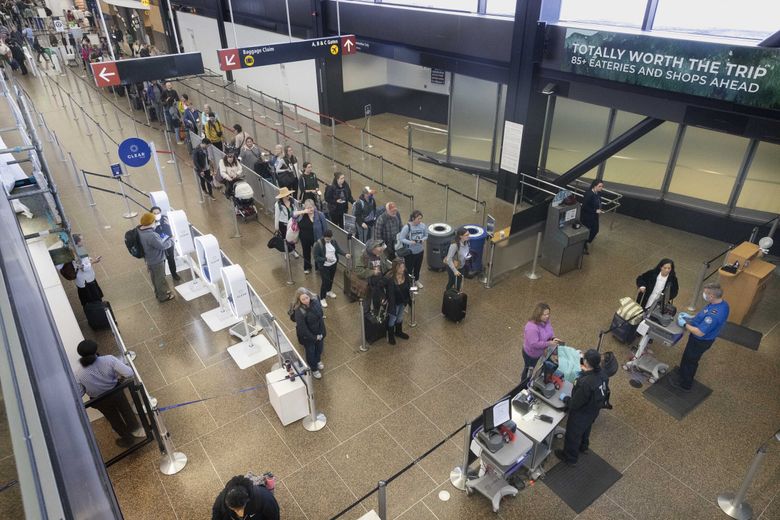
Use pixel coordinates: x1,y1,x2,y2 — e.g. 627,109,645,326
671,282,729,391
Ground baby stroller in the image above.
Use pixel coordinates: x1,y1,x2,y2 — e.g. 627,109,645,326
232,181,258,222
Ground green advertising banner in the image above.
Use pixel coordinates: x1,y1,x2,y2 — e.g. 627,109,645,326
560,28,780,111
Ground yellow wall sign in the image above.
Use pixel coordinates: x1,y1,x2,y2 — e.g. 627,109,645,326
330,44,339,56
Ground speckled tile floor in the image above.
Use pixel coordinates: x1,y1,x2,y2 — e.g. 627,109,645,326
2,67,778,519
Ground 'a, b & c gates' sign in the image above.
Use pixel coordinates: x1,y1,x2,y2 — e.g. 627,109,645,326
549,27,780,111
218,35,357,71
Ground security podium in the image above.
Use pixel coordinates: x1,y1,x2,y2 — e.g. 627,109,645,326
718,242,775,325
540,202,589,276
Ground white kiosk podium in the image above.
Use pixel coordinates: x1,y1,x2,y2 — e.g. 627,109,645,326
150,191,188,277
195,234,241,332
170,210,210,301
222,265,277,369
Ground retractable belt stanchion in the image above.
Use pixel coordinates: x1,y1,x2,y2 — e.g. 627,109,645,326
282,237,294,286
301,368,327,432
450,419,472,491
359,298,368,352
525,231,542,280
377,481,388,520
67,151,81,188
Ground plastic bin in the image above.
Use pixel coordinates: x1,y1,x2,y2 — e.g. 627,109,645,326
426,223,454,271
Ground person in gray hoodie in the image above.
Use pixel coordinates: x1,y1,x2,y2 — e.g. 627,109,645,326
137,212,175,302
397,210,428,288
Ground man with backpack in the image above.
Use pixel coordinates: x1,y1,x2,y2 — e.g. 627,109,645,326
555,349,610,467
136,212,175,302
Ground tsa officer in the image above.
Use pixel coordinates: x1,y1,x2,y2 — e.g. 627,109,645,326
555,349,609,466
670,282,729,391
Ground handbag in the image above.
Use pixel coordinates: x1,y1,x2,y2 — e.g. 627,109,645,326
394,224,411,257
285,218,300,243
267,234,286,252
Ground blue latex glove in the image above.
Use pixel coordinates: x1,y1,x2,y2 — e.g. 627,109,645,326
677,312,691,328
559,393,568,401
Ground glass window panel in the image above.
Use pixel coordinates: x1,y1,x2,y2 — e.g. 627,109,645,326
603,119,677,189
668,126,748,204
546,97,610,178
449,74,499,165
381,0,477,12
559,0,646,28
487,0,517,16
654,0,780,41
736,142,780,213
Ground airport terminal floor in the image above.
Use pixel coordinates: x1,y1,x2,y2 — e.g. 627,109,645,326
2,68,780,520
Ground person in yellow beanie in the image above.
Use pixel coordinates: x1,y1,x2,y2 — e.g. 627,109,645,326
137,212,175,302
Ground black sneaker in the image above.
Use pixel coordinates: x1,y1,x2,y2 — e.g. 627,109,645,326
554,449,577,467
668,376,691,392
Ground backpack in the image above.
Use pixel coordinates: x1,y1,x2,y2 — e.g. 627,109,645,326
596,377,612,410
124,227,145,258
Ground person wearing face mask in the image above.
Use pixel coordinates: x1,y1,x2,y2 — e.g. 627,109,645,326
313,229,350,308
151,206,180,282
204,112,224,151
555,349,609,467
670,282,729,392
636,258,679,309
353,186,377,243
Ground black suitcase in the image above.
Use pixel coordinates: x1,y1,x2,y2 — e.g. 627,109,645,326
84,301,114,330
364,314,387,344
610,313,637,344
442,277,467,322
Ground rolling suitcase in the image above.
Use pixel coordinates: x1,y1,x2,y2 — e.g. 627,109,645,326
610,296,644,344
84,300,114,331
442,276,467,322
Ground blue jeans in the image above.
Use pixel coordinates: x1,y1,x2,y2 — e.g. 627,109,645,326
388,303,406,327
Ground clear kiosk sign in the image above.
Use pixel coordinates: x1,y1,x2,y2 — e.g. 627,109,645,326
559,29,780,111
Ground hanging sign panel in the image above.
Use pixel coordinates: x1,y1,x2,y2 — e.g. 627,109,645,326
217,35,357,71
548,27,780,111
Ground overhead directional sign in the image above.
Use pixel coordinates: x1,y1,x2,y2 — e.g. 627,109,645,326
91,61,120,88
217,34,357,71
118,138,152,168
90,52,205,88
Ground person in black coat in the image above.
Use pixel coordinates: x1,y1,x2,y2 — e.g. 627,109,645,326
293,288,326,379
384,258,412,345
325,172,354,229
581,180,604,253
211,475,279,520
636,258,679,309
555,349,610,466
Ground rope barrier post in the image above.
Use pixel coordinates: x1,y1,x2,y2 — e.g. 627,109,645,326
409,281,417,328
113,104,122,132
163,130,175,165
474,175,480,213
347,164,353,186
249,95,257,141
687,261,708,311
258,90,268,119
749,226,759,244
81,169,96,207
407,124,412,158
717,443,772,520
481,201,487,229
303,122,310,162
359,298,368,352
768,217,778,239
360,129,365,160
150,141,168,193
156,409,188,475
67,93,79,121
302,369,327,432
450,420,472,490
444,185,449,221
164,132,183,184
379,156,384,191
366,115,373,148
293,103,302,133
282,238,294,286
140,88,151,125
513,188,519,214
526,231,543,280
38,112,52,142
409,149,415,184
68,152,81,188
95,123,110,164
83,79,92,103
274,97,282,127
330,117,337,170
377,481,387,520
117,176,139,219
193,166,205,204
51,130,67,163
485,240,496,288
231,199,242,239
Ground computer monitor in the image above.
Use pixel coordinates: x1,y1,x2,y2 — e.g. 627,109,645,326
482,397,511,432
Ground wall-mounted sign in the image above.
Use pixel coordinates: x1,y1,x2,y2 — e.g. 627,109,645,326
431,68,446,85
217,35,357,72
92,53,205,88
555,28,780,111
117,137,151,168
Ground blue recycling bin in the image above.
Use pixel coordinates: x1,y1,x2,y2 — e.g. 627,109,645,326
464,224,487,275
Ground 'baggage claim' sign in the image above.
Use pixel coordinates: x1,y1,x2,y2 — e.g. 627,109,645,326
558,28,780,111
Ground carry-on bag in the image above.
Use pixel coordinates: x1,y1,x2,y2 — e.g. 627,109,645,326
442,276,467,322
84,300,114,331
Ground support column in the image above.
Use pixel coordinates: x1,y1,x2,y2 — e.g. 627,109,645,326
214,0,233,83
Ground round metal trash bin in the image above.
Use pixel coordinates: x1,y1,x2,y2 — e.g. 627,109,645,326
464,224,487,275
427,223,454,271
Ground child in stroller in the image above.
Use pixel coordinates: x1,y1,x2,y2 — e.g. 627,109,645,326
232,181,259,222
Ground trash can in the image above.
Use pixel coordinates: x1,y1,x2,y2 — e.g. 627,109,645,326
464,224,487,275
427,223,454,271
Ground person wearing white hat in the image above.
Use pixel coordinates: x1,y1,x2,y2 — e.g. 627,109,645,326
274,187,301,258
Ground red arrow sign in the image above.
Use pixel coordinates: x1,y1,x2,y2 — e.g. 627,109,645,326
341,35,356,56
91,62,120,87
218,48,241,71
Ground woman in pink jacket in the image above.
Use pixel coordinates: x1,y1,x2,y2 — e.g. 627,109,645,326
522,303,561,383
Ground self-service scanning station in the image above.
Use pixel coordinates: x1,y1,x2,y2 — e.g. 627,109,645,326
150,191,189,278
168,209,212,301
194,234,241,332
221,264,277,369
